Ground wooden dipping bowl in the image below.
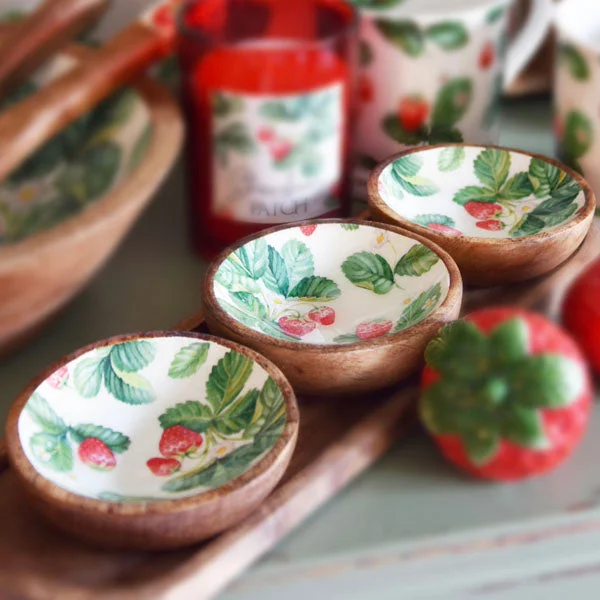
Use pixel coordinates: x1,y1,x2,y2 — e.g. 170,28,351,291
202,219,463,396
5,331,299,550
368,144,595,286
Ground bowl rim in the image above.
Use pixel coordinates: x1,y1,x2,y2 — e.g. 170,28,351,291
367,143,596,246
5,330,300,516
0,46,183,266
202,218,463,353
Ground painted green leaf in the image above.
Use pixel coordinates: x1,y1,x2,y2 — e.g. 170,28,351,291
510,194,579,238
281,240,314,291
110,340,156,373
105,359,154,405
214,389,260,436
128,124,152,172
453,185,498,205
334,333,362,344
216,298,261,330
560,43,590,81
342,252,395,294
162,441,266,493
73,355,106,398
473,148,511,190
212,92,243,118
413,214,456,228
69,424,131,453
528,158,568,198
258,377,285,418
374,20,424,57
509,355,583,409
382,114,426,145
233,239,268,280
398,174,439,197
394,244,439,277
425,22,469,50
55,141,122,203
428,125,464,144
168,343,210,379
341,224,360,231
486,5,507,23
25,393,67,436
395,283,442,332
564,110,593,159
438,147,465,172
214,122,254,166
88,90,136,137
387,155,439,196
30,433,73,472
263,246,290,296
287,276,341,301
431,78,472,128
498,172,534,200
215,260,262,294
206,351,254,414
229,292,266,321
392,154,422,177
500,406,547,449
159,400,215,433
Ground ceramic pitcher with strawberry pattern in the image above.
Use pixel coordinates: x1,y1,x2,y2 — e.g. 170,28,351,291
352,0,552,197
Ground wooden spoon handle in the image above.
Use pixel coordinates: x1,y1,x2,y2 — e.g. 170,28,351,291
0,0,111,98
0,1,177,184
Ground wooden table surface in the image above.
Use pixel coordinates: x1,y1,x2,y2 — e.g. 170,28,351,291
3,12,600,594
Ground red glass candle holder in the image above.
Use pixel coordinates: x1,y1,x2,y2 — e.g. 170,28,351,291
178,0,358,257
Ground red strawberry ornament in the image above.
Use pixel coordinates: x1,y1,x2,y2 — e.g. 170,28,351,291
147,457,181,476
159,425,203,458
562,258,600,374
308,306,336,326
78,438,117,471
356,319,393,341
420,308,592,481
278,316,317,337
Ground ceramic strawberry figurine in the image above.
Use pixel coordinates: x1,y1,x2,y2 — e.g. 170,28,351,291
562,258,600,373
420,308,592,481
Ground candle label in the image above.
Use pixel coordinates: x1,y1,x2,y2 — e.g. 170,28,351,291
211,84,343,223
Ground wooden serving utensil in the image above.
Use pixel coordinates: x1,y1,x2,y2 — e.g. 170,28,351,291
0,0,182,183
0,0,111,99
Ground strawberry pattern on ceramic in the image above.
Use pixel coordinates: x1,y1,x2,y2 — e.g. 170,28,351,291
351,0,552,197
554,0,600,199
18,336,288,500
211,86,342,224
0,51,152,245
376,146,586,238
212,222,450,345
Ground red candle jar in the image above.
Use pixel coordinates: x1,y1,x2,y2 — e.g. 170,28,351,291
178,0,358,257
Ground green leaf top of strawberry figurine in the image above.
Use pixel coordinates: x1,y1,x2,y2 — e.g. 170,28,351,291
420,308,592,481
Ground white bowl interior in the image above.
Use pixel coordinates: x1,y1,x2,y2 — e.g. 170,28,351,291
213,222,450,345
0,53,152,245
377,146,586,239
17,336,287,502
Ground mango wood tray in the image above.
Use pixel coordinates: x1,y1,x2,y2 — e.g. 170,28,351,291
0,225,598,600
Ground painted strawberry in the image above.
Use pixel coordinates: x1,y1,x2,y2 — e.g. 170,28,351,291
147,457,181,476
270,140,293,162
47,366,68,389
258,127,275,143
420,308,592,481
427,223,463,236
476,219,504,231
398,96,429,132
358,75,374,103
308,306,336,326
356,319,393,341
300,224,317,236
278,316,317,338
78,438,117,471
159,425,203,458
562,258,600,374
465,202,503,220
479,42,495,70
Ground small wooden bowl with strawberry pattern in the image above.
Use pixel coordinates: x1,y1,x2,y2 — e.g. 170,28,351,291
202,219,463,396
368,144,596,286
5,331,299,550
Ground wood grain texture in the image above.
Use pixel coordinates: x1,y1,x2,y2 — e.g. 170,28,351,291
0,47,183,355
0,0,110,98
368,145,596,287
0,21,164,183
0,229,599,598
202,219,463,397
